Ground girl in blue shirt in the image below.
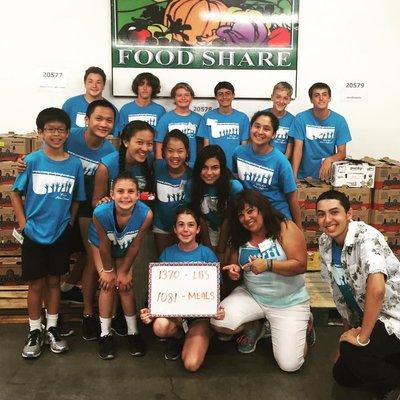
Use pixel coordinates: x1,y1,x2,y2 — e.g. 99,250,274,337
153,129,191,256
140,208,224,372
89,172,153,360
92,120,155,207
186,145,243,262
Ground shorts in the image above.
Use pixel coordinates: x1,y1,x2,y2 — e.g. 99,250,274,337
78,199,94,218
22,224,72,281
70,219,85,253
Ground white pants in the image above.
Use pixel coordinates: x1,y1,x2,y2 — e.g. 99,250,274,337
211,286,310,372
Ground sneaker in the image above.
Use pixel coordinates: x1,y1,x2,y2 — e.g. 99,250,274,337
82,315,100,341
306,314,316,347
111,315,127,337
58,314,74,337
237,322,266,354
60,286,83,304
98,334,115,360
22,329,43,359
127,334,146,357
217,333,233,342
164,336,183,361
382,387,400,400
262,319,272,339
45,326,69,354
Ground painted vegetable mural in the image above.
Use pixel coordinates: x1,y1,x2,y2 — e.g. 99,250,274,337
116,0,294,47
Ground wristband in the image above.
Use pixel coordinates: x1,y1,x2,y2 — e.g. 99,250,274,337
99,267,114,274
356,334,370,346
266,259,273,272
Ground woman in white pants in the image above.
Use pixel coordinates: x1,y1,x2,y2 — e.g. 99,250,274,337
211,189,310,372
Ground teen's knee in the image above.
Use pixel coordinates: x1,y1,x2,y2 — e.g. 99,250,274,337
275,353,305,372
153,318,177,337
182,353,203,372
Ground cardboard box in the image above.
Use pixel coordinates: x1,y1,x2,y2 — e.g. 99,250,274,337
31,135,43,152
363,157,400,189
298,180,331,209
0,207,17,229
352,209,370,224
331,160,375,188
0,230,21,256
301,209,320,232
304,231,321,251
0,134,33,161
386,232,400,254
307,251,320,271
106,135,120,150
0,257,22,284
0,183,14,207
370,210,400,233
0,161,19,184
336,186,372,210
373,189,400,210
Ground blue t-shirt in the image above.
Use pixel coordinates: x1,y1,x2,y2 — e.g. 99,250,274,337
238,238,309,308
62,94,119,136
153,159,190,233
100,151,153,191
197,109,250,170
232,144,297,219
13,150,86,244
155,110,202,168
288,108,351,179
118,100,165,135
66,128,115,199
160,243,218,263
185,179,243,231
265,109,295,154
331,241,363,317
89,200,150,258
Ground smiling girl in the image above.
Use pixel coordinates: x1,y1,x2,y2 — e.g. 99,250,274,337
232,111,301,228
88,172,153,360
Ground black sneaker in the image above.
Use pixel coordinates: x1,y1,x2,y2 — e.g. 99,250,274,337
58,314,74,337
82,315,100,341
111,315,127,336
306,314,316,347
127,334,146,357
60,286,83,304
98,334,115,360
164,337,183,361
382,387,400,400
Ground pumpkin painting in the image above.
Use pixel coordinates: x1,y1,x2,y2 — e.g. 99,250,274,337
163,0,229,46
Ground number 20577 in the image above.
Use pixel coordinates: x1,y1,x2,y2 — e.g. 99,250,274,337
42,72,63,78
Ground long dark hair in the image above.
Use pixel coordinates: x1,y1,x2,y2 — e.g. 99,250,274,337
119,120,155,192
229,189,286,249
191,145,231,218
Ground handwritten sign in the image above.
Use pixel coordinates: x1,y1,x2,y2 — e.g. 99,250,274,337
149,262,220,317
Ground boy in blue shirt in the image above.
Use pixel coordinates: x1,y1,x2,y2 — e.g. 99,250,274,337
198,81,249,170
11,108,86,359
266,82,295,159
62,66,119,135
118,72,165,135
289,82,351,181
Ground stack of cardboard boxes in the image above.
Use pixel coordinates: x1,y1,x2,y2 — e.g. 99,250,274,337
0,133,34,284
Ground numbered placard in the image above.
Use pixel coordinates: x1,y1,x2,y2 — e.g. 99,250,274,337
38,68,67,89
149,262,220,317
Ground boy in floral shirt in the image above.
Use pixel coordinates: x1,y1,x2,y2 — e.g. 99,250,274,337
316,190,400,400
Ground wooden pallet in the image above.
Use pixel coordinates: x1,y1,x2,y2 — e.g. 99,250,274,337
305,272,335,309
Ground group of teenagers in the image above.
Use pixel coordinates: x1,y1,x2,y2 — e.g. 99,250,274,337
10,67,400,399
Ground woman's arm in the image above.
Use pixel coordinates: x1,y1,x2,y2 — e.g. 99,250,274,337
199,216,213,249
92,163,110,208
222,248,241,281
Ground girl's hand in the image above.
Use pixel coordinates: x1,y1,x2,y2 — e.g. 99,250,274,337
222,264,241,281
214,306,225,320
117,271,133,292
140,308,154,325
16,155,27,173
242,256,267,275
99,269,117,291
96,196,111,207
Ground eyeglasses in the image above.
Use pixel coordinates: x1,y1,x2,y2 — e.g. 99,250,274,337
43,127,68,134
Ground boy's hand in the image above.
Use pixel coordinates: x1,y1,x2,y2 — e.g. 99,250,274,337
319,158,333,181
117,271,133,291
140,308,154,325
222,264,241,281
16,155,27,173
99,269,117,291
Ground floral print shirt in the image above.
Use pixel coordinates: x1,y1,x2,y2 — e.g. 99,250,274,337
319,221,400,339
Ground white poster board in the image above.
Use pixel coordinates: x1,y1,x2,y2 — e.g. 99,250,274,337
149,262,220,317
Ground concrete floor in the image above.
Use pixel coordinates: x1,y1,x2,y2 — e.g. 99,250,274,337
0,323,377,400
